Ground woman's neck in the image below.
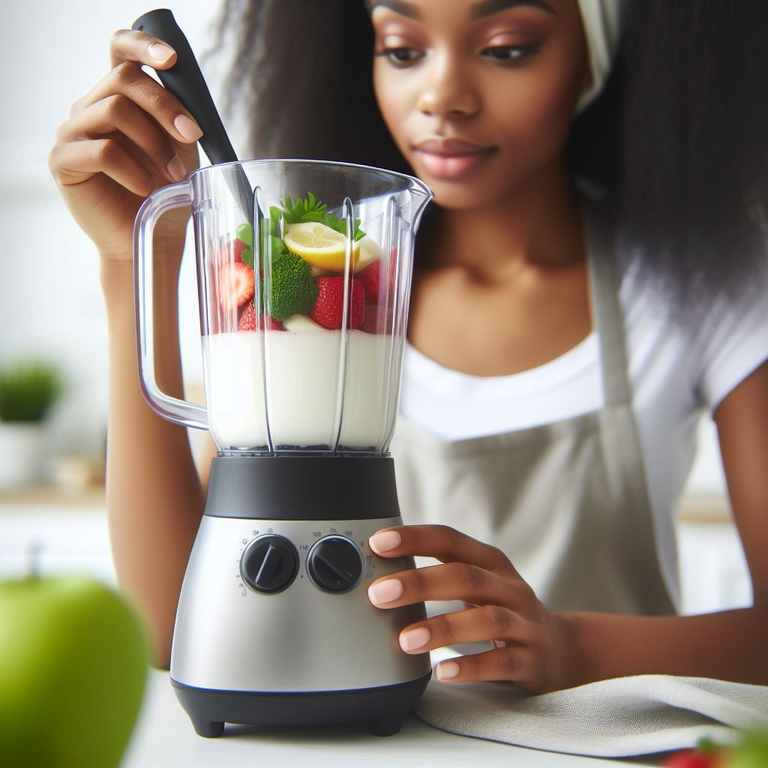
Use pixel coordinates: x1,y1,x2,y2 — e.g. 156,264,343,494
422,158,585,283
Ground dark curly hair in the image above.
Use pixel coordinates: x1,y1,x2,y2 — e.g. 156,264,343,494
206,0,768,320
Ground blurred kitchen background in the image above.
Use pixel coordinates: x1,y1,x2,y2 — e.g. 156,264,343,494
0,1,751,615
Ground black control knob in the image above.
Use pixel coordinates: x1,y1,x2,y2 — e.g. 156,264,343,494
240,535,299,594
306,536,364,594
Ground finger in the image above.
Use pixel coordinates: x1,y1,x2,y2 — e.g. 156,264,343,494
49,138,156,197
69,28,177,119
367,561,533,610
109,28,176,70
434,645,549,692
58,95,187,183
398,605,530,654
369,524,514,576
73,60,202,146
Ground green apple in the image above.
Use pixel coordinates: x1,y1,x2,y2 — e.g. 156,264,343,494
728,730,768,768
0,573,150,767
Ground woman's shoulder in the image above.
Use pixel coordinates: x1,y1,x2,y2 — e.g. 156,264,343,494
615,239,768,412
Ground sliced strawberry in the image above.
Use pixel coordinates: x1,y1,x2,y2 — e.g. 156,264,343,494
219,261,255,311
310,277,365,330
222,238,249,263
238,302,284,331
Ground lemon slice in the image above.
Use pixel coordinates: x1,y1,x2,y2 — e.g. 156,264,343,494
284,222,360,271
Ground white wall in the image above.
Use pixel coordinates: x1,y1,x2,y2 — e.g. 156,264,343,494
0,0,729,499
0,1,227,458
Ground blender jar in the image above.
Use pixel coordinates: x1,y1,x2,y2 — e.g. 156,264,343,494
135,159,432,454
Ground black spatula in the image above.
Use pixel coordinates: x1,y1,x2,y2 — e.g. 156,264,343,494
132,8,254,221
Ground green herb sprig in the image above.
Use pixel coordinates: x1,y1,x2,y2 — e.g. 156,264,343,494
235,192,367,269
275,192,366,241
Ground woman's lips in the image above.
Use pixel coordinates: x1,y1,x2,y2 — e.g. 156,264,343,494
412,139,497,180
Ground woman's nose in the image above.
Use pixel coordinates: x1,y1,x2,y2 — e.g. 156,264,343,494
416,53,480,119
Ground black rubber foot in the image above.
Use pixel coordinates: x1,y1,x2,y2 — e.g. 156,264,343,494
192,719,225,738
368,718,403,737
171,672,431,736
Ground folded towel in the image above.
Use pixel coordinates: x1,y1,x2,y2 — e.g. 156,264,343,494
416,648,768,757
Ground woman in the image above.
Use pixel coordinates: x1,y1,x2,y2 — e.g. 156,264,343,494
48,0,768,693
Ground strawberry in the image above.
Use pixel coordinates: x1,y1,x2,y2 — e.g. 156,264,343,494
360,305,378,334
219,261,255,311
663,747,726,768
356,261,381,304
223,238,249,263
238,302,284,331
360,304,395,335
357,252,400,305
310,277,365,330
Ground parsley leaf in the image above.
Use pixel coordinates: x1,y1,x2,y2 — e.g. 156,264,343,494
281,192,366,241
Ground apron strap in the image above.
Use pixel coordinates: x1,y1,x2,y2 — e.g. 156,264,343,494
582,201,678,612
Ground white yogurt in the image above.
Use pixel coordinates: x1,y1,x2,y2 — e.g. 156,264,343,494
203,328,398,451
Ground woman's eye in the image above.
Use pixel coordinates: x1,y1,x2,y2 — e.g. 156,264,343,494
481,44,541,63
378,47,423,67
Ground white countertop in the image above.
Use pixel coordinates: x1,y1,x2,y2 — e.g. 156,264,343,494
3,492,746,768
121,668,652,767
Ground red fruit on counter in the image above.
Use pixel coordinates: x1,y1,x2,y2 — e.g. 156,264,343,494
238,302,284,331
219,262,255,311
310,277,365,330
663,749,724,768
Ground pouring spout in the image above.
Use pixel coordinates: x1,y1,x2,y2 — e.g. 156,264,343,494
408,177,434,232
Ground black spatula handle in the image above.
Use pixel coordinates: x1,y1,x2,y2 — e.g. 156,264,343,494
132,8,237,165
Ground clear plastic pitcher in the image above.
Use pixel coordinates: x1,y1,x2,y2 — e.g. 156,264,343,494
135,160,432,455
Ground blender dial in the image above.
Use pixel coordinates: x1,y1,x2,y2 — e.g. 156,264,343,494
240,535,299,593
306,536,364,593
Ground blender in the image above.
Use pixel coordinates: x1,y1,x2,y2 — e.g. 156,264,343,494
132,10,434,738
134,129,433,740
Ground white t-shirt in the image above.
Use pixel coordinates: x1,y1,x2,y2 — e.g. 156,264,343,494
399,257,768,610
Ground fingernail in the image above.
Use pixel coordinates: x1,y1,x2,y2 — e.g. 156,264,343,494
369,531,401,553
368,579,403,605
174,115,203,142
437,661,460,680
166,155,186,182
400,627,430,652
148,43,174,62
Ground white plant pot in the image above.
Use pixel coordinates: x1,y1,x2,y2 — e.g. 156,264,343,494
0,423,46,489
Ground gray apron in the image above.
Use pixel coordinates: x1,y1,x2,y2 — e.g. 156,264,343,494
390,210,676,617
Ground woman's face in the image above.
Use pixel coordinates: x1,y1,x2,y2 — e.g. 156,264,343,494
371,0,589,210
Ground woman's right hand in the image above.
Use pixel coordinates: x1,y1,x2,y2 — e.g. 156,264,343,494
48,29,204,262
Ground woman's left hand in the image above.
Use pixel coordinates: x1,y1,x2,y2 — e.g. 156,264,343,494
367,524,576,694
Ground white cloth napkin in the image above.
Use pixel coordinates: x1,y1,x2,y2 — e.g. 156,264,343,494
415,647,768,757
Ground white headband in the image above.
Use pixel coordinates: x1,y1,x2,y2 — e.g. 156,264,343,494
575,0,628,113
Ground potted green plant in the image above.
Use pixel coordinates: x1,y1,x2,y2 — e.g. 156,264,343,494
0,360,65,489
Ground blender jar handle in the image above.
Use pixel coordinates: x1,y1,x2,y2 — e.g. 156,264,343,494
134,181,209,430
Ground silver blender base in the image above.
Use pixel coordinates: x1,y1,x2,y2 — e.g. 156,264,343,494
171,455,433,738
171,673,432,737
